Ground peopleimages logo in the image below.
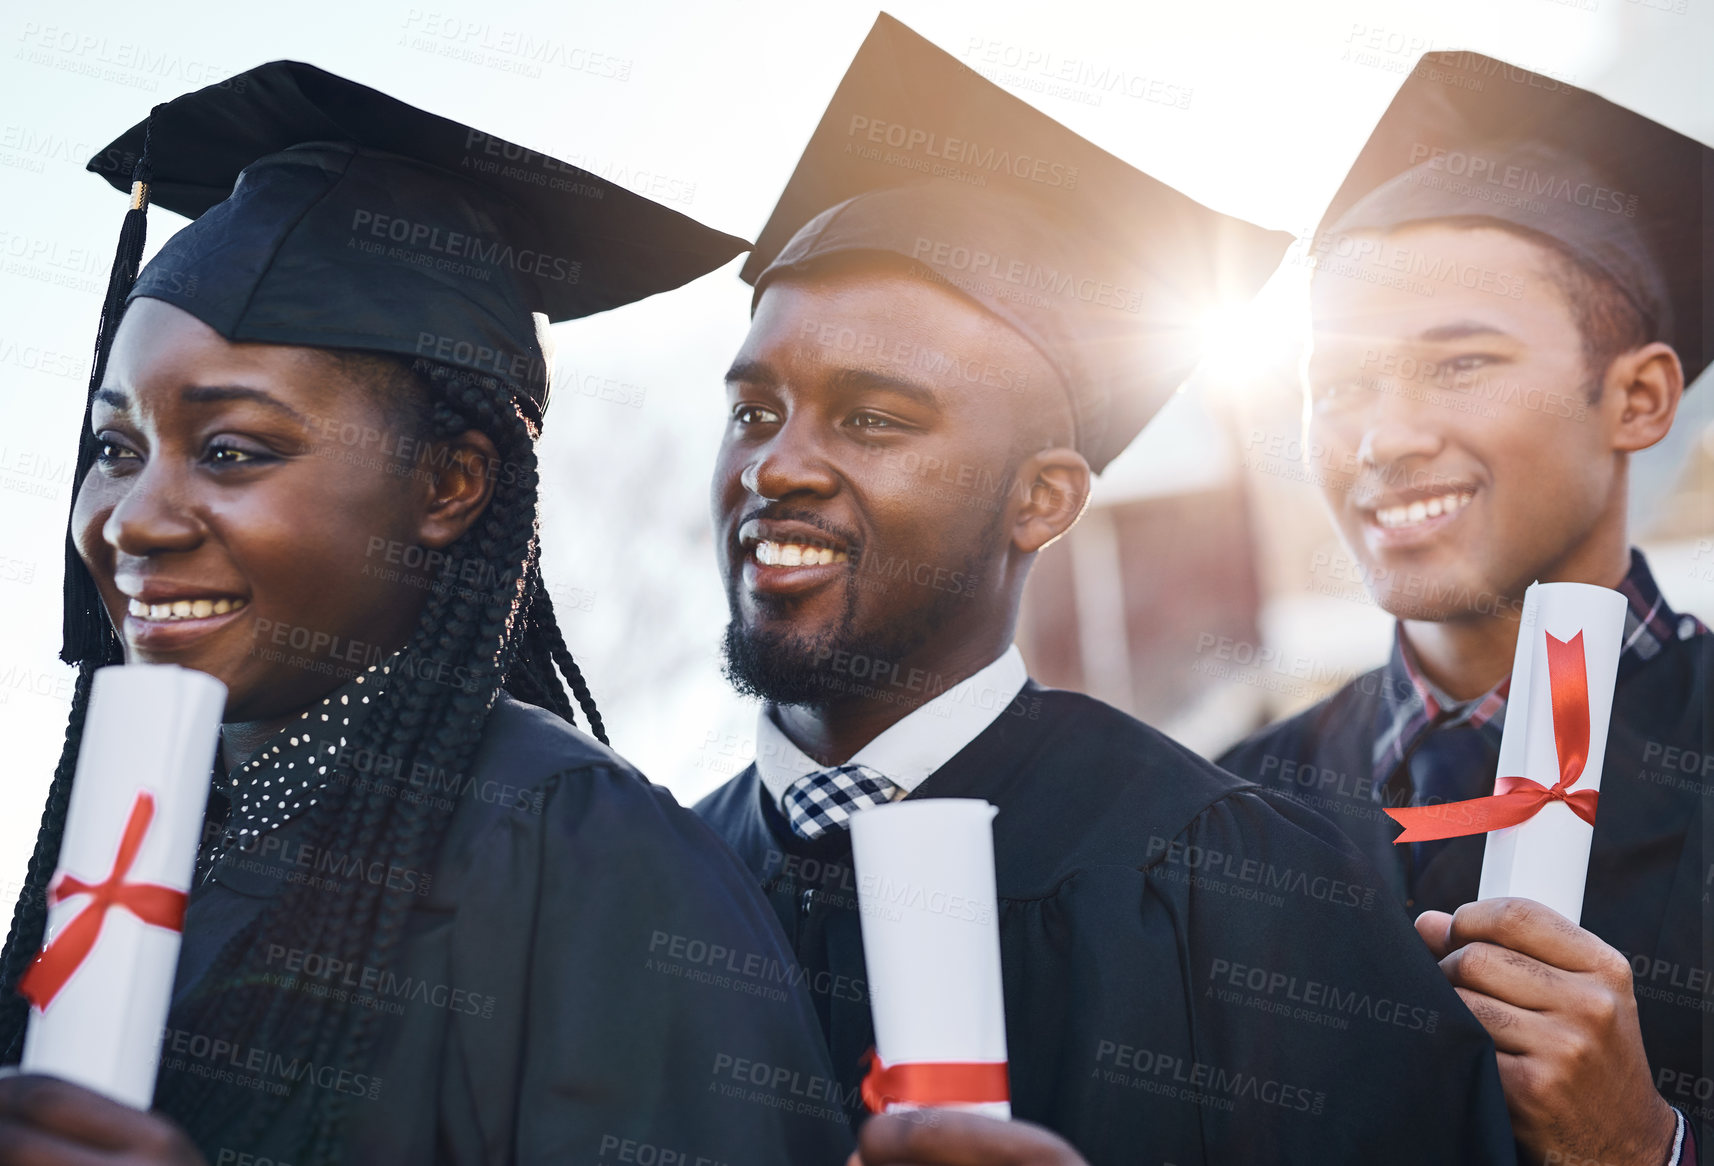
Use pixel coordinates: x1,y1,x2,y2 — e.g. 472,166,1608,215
348,209,583,285
1406,144,1639,217
910,236,1143,313
846,115,1080,189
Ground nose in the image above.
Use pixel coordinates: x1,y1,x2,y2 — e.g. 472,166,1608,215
1356,408,1445,473
740,415,839,502
1330,365,1447,475
102,458,205,559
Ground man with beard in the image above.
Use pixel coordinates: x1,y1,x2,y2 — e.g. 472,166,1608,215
695,17,1518,1166
1219,53,1711,1166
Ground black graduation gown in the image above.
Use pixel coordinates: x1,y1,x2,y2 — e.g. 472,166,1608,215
695,683,1517,1165
163,696,853,1165
1220,629,1714,1152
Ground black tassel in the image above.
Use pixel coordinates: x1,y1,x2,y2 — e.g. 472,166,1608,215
60,123,155,666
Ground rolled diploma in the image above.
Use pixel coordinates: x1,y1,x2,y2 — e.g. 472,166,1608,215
21,664,226,1108
1477,581,1626,924
850,798,1010,1119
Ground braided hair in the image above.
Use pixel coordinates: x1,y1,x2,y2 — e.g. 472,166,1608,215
0,352,605,1161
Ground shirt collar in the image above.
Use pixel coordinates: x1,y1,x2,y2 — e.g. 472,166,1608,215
754,644,1030,810
1372,548,1703,786
1613,547,1706,666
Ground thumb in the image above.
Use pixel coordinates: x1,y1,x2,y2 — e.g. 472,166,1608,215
1415,909,1455,960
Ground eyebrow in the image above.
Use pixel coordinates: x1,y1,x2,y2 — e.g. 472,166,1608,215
719,361,939,411
91,385,310,425
825,367,940,411
724,358,774,387
725,360,941,411
1415,320,1513,343
181,385,310,424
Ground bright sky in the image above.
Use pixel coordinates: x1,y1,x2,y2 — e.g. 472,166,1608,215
1,0,1709,894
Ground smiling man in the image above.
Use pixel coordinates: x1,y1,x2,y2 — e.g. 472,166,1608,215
1220,52,1712,1165
695,17,1519,1166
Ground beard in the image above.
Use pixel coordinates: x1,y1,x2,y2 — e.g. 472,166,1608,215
720,548,984,708
722,460,1017,708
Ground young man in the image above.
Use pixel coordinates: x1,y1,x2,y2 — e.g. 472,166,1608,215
695,17,1518,1166
1221,52,1711,1166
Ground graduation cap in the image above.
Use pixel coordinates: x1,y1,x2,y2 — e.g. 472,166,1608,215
1318,50,1713,387
61,60,749,664
744,13,1291,473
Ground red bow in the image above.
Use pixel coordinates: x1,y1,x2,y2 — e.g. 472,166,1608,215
17,791,187,1011
860,1048,1010,1113
1385,631,1599,844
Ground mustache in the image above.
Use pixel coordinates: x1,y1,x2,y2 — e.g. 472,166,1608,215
733,505,863,554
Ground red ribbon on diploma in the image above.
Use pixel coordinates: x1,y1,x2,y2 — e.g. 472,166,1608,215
17,791,187,1011
860,1048,1010,1113
1385,631,1600,844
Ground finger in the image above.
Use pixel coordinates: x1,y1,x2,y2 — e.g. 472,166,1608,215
0,1116,114,1166
1415,910,1455,959
0,1074,148,1151
1445,899,1611,974
1492,1049,1544,1123
857,1110,1082,1166
1440,940,1569,1012
1452,986,1543,1055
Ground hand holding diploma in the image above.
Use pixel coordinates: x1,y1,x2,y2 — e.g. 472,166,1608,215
17,665,224,1111
0,1074,204,1165
848,1110,1088,1166
1416,900,1678,1166
1392,584,1677,1161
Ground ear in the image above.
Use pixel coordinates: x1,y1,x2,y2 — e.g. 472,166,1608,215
1603,341,1683,454
414,429,503,549
1010,447,1091,555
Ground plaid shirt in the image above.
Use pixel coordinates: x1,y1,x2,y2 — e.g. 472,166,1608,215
1371,548,1708,790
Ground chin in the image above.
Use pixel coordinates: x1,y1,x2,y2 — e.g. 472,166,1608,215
1373,589,1463,622
722,617,844,706
1370,570,1520,623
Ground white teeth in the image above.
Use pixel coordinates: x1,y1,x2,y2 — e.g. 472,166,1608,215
1374,491,1473,529
754,540,849,567
127,596,247,622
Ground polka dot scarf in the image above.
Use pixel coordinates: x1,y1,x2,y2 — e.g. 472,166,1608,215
203,654,398,872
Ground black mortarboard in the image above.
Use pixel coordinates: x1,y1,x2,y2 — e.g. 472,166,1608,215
744,13,1290,473
1318,50,1712,387
62,61,748,664
89,60,748,420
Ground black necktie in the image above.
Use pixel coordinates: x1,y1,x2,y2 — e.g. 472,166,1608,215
1404,721,1498,904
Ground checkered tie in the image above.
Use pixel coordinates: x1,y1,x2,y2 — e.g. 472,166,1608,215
781,764,902,840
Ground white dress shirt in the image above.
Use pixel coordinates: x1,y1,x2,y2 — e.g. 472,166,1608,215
754,644,1030,811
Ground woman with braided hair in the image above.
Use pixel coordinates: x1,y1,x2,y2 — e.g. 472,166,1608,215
0,64,850,1165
